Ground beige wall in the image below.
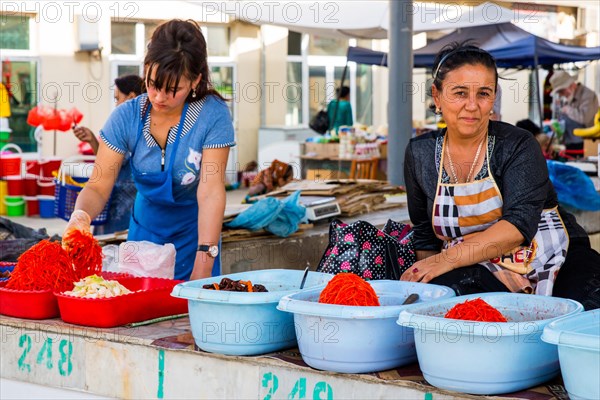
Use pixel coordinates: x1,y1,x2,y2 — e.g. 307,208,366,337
15,0,231,159
230,21,260,169
33,5,112,158
8,0,600,164
262,25,288,127
498,70,532,125
37,54,112,159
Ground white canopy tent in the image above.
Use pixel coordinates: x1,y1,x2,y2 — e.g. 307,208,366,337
188,1,515,185
193,1,514,39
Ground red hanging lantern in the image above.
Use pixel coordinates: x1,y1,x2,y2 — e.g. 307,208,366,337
69,107,83,125
26,106,42,127
41,109,61,130
26,105,84,131
57,109,72,131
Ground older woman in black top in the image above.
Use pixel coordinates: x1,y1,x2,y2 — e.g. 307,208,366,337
401,42,600,310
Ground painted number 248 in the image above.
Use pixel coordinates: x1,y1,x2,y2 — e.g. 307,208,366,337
262,372,333,400
18,334,73,377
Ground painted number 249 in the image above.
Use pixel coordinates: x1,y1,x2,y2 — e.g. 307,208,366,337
262,372,333,400
18,334,73,376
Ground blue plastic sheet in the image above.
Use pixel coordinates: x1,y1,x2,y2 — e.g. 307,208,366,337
547,160,600,211
226,191,306,237
266,191,306,237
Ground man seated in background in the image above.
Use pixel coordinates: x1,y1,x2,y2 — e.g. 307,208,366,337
550,71,599,159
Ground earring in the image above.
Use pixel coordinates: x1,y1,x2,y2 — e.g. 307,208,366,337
490,110,494,115
192,89,197,98
435,107,441,115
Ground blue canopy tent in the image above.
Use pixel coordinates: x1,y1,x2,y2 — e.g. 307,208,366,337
412,22,600,68
347,23,600,68
347,22,599,126
347,46,389,67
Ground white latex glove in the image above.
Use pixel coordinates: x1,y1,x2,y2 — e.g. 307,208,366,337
64,209,92,238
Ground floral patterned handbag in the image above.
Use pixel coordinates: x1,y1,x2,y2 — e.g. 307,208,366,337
317,219,416,280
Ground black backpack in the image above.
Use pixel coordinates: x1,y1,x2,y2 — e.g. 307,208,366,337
309,109,329,134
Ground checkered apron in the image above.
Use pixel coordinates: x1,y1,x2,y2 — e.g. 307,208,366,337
433,136,569,295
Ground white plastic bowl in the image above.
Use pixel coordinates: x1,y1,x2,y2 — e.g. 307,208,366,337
171,269,333,356
277,280,454,373
542,308,600,400
397,293,583,395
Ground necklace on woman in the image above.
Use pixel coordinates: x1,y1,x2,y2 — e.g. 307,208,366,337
446,134,486,184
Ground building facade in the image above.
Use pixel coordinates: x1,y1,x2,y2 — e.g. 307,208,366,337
1,1,598,176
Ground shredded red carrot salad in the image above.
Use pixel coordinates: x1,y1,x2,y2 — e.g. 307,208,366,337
444,298,508,322
63,230,103,279
318,273,380,306
6,240,77,292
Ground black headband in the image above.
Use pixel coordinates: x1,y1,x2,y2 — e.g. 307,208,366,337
433,47,493,81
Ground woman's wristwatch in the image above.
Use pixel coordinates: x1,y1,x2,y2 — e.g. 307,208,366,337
197,244,219,258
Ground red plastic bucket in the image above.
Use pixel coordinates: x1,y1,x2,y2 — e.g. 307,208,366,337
24,196,39,216
39,157,62,179
37,177,56,196
5,175,24,196
0,144,22,177
25,160,40,175
24,174,38,196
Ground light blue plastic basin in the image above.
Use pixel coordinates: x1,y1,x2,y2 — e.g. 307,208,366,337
171,269,333,356
542,309,600,400
397,293,583,395
277,280,454,373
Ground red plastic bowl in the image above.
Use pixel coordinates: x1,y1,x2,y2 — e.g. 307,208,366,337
56,276,188,328
0,272,131,320
0,282,60,320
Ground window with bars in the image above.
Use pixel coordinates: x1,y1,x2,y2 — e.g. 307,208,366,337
285,31,373,127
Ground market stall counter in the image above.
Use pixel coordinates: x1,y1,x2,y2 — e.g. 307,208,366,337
221,204,600,276
0,314,572,399
221,204,410,275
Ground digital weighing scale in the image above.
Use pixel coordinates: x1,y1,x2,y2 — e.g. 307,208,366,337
300,196,341,221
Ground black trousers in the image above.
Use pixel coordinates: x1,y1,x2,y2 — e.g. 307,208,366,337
553,238,600,310
430,238,600,310
430,265,510,296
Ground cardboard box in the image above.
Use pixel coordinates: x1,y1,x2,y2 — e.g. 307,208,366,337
379,142,387,159
306,169,348,182
584,139,599,158
303,143,339,158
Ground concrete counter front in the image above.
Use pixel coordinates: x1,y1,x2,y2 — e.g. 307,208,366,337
0,316,569,399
